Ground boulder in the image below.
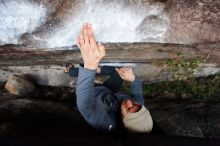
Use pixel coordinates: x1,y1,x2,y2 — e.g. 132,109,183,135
147,98,220,138
5,74,35,96
0,98,98,137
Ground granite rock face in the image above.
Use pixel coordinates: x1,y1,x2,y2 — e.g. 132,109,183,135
0,0,219,48
164,0,220,44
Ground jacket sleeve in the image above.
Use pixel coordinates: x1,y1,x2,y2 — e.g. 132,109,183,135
130,76,144,105
76,66,97,123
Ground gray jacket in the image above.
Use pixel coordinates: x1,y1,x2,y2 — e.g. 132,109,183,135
76,66,144,132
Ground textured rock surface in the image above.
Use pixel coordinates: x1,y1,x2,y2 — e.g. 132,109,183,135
164,0,220,44
5,74,35,96
0,0,219,48
0,66,76,87
1,63,219,87
1,43,220,66
0,42,220,87
146,97,220,138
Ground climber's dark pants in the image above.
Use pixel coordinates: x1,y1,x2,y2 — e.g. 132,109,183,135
68,66,123,92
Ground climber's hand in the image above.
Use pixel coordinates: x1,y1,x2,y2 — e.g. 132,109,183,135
76,23,106,70
116,68,135,82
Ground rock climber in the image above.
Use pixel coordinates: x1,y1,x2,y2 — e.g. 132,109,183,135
65,23,153,134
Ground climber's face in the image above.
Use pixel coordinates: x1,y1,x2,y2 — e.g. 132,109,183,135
121,99,141,118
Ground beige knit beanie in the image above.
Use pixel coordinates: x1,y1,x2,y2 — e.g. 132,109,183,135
123,105,153,133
